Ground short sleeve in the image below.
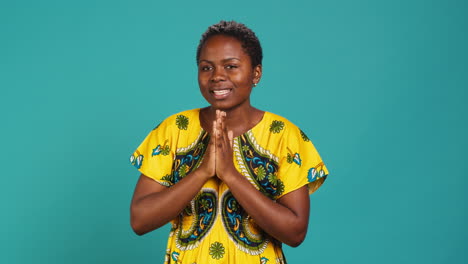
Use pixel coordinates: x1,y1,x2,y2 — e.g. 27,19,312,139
129,117,177,187
276,125,329,198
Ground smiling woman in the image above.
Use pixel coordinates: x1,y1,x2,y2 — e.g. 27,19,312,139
129,20,329,264
198,35,261,115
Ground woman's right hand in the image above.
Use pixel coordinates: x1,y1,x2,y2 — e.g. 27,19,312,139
131,121,218,235
196,121,217,178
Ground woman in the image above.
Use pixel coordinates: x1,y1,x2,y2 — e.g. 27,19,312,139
129,21,328,264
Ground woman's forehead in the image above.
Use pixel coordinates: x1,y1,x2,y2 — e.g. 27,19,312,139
199,35,249,61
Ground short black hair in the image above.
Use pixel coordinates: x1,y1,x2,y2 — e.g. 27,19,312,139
196,20,263,68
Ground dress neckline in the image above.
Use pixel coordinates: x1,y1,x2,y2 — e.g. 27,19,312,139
196,108,267,138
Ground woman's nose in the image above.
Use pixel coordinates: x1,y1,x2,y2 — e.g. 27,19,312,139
211,66,226,82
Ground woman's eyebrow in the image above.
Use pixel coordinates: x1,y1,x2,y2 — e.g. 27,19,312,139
199,58,241,64
222,57,241,62
198,59,213,64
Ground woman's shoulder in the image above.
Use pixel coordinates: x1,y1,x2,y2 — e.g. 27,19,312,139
155,108,200,131
262,111,302,134
258,111,314,144
162,108,200,122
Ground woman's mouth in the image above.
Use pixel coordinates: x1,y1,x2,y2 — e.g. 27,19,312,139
211,89,232,99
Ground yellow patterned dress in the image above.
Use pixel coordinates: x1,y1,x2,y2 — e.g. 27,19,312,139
130,108,328,264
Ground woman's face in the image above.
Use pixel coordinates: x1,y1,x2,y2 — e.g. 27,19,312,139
198,35,261,111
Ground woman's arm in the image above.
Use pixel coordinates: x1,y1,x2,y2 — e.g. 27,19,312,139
224,175,309,247
130,129,216,235
214,111,310,247
130,170,208,235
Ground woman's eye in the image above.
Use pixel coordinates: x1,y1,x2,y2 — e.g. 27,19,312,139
200,66,212,71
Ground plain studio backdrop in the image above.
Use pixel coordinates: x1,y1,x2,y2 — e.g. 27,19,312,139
1,0,467,263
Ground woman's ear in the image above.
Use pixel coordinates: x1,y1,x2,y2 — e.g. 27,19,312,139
253,64,262,85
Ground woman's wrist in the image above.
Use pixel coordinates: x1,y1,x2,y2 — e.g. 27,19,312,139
193,166,214,181
217,166,242,185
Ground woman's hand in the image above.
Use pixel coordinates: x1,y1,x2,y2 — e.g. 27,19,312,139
207,110,309,247
131,113,221,235
197,109,310,247
213,110,237,180
131,131,217,236
196,121,217,178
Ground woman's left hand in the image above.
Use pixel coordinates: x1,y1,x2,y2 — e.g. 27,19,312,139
212,110,310,247
211,110,310,247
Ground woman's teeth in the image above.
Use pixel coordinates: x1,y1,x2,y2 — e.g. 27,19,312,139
213,89,230,95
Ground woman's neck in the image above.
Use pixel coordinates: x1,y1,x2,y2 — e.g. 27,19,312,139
200,105,264,137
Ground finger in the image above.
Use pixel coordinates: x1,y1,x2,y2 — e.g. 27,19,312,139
220,113,226,136
214,120,223,150
219,113,230,149
215,109,220,135
228,130,234,148
216,111,226,137
216,109,221,124
212,120,218,165
212,120,218,146
216,116,223,139
221,111,227,133
215,119,220,139
210,122,216,150
216,110,223,129
214,111,229,151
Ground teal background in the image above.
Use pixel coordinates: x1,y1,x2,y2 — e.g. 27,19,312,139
1,0,467,263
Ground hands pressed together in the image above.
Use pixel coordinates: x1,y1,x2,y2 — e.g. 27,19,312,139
132,109,309,246
198,109,238,181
